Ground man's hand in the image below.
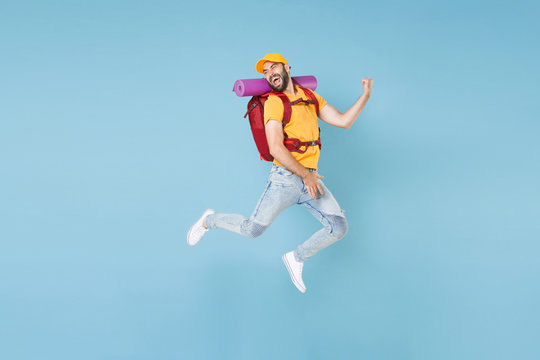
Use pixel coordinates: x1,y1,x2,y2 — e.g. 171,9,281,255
362,78,373,96
302,171,324,199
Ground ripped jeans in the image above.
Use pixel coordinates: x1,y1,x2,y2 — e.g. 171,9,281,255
204,165,348,262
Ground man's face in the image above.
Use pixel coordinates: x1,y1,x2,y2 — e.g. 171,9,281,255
263,61,290,92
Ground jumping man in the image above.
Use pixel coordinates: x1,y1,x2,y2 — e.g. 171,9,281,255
188,53,373,293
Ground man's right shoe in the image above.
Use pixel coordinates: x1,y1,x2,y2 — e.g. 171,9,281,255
282,251,306,293
187,209,214,247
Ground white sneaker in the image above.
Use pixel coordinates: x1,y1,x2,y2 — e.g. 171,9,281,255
187,209,215,247
282,251,306,293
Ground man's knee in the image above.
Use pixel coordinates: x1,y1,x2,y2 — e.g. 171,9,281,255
241,220,268,239
328,214,348,240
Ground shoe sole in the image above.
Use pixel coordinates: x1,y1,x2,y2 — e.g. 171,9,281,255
282,254,306,293
186,223,198,246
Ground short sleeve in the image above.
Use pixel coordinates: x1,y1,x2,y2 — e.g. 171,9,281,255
263,95,285,125
313,91,327,111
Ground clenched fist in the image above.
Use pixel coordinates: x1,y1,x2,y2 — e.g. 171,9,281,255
362,78,373,96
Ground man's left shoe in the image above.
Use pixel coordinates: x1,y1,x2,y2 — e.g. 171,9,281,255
282,251,306,293
187,209,215,247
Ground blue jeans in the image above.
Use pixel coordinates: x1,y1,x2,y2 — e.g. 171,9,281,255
204,165,348,262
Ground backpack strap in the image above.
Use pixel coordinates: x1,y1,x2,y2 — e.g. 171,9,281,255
300,87,319,114
269,92,293,127
293,79,320,115
284,137,322,153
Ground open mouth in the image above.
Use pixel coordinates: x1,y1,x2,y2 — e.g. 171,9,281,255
272,76,281,85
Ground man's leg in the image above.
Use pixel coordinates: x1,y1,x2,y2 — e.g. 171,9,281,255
203,167,300,239
295,179,348,262
281,178,348,293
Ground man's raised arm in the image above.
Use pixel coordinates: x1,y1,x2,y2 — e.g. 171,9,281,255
319,78,373,129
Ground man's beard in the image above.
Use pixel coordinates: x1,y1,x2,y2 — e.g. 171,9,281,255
267,67,290,92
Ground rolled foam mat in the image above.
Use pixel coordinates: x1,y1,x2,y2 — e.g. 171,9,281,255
232,76,317,97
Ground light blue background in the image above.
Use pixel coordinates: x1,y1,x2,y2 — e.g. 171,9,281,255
1,0,539,359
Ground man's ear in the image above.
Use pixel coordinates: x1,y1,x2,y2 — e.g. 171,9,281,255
284,63,291,74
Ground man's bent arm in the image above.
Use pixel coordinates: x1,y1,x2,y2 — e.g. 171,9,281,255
265,120,323,199
319,78,373,129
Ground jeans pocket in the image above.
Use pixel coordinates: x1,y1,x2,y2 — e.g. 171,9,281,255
276,167,293,176
270,173,295,187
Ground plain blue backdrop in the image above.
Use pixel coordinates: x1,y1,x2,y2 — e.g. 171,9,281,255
1,0,539,359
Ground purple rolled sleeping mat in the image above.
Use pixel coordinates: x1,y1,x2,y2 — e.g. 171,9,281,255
232,76,317,97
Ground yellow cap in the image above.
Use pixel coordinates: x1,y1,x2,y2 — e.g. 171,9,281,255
256,53,288,73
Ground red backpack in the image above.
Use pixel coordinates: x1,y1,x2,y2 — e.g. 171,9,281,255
243,82,321,161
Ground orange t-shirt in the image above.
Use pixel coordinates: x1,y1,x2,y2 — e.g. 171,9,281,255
263,85,327,170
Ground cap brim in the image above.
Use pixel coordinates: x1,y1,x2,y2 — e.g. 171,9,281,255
256,59,267,74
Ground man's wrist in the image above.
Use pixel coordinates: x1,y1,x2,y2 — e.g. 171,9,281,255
300,168,310,179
